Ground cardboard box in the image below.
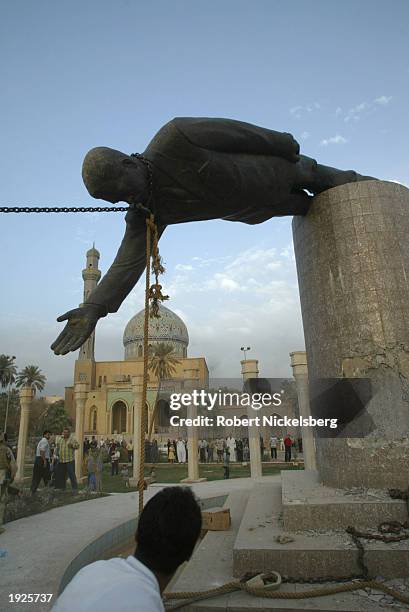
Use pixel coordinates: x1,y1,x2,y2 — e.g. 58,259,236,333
202,508,231,531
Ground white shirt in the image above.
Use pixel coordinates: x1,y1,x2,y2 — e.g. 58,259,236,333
52,556,164,612
36,437,50,459
270,436,278,448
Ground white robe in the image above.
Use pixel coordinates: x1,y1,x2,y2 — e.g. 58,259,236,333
227,437,236,462
176,440,186,463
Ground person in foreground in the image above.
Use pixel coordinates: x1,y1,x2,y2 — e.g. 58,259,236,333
52,487,202,612
51,116,376,355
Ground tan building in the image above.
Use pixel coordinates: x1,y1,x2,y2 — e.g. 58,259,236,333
65,246,208,443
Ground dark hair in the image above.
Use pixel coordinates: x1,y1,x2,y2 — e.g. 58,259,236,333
135,487,202,575
43,430,51,436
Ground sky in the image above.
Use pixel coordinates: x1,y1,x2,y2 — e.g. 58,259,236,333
1,0,408,394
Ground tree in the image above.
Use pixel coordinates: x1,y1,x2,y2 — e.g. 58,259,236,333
39,400,72,435
0,354,17,388
0,389,20,438
0,354,17,433
147,343,180,438
16,365,46,395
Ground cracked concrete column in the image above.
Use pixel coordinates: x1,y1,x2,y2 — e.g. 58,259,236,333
290,351,317,471
293,181,409,488
131,375,143,484
74,382,88,481
241,359,262,479
15,385,33,482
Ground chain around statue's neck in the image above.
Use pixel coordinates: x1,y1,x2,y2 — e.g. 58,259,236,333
130,152,154,216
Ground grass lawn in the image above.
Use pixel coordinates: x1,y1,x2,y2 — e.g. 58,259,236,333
102,461,303,490
22,461,304,495
7,462,303,522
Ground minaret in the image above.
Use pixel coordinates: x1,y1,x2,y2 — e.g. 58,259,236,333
78,244,101,361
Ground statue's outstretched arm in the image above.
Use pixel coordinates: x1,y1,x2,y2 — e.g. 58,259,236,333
171,117,300,163
51,208,166,355
86,208,166,312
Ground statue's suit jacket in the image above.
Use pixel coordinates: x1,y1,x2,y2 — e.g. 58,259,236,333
87,117,301,313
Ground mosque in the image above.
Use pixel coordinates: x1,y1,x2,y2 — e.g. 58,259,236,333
64,246,208,443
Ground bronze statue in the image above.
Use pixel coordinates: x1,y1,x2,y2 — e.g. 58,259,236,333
51,117,375,355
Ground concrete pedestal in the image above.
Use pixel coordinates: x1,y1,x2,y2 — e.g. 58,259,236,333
293,181,409,489
15,386,33,482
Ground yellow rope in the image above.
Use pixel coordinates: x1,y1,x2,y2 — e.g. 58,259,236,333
138,215,154,514
164,578,409,607
138,214,168,514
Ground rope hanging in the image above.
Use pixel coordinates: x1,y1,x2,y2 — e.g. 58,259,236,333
138,214,168,514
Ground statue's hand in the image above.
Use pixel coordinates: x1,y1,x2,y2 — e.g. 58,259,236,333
51,304,105,355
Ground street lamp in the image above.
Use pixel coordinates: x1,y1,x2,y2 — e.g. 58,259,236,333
240,346,251,360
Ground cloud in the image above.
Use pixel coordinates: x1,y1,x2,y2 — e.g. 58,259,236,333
374,96,392,106
289,102,321,119
343,96,392,122
175,264,193,271
300,131,310,140
320,135,348,146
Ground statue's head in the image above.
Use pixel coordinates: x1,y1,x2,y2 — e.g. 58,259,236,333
82,147,148,204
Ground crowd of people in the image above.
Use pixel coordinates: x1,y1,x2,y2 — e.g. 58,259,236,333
27,429,137,495
25,429,304,494
164,433,303,464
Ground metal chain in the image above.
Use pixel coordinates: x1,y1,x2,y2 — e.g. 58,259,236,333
0,206,129,213
283,520,409,585
1,152,154,216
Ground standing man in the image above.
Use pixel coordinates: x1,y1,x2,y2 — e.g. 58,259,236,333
215,438,224,463
223,447,230,480
176,437,186,464
284,434,292,462
0,432,16,534
128,439,134,464
226,435,236,462
260,436,265,461
269,434,278,460
30,430,51,494
55,427,79,491
111,445,120,476
198,439,206,463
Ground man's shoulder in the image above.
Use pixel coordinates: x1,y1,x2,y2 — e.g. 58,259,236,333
54,557,163,611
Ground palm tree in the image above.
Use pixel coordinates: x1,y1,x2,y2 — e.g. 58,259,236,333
147,343,180,439
16,365,46,395
0,354,17,432
0,354,17,388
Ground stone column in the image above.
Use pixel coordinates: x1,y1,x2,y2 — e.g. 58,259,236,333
290,351,317,471
15,385,33,482
241,359,262,479
181,368,206,483
74,382,88,481
131,375,143,484
293,180,409,489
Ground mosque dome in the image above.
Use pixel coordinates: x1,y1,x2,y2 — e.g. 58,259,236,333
123,303,189,360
